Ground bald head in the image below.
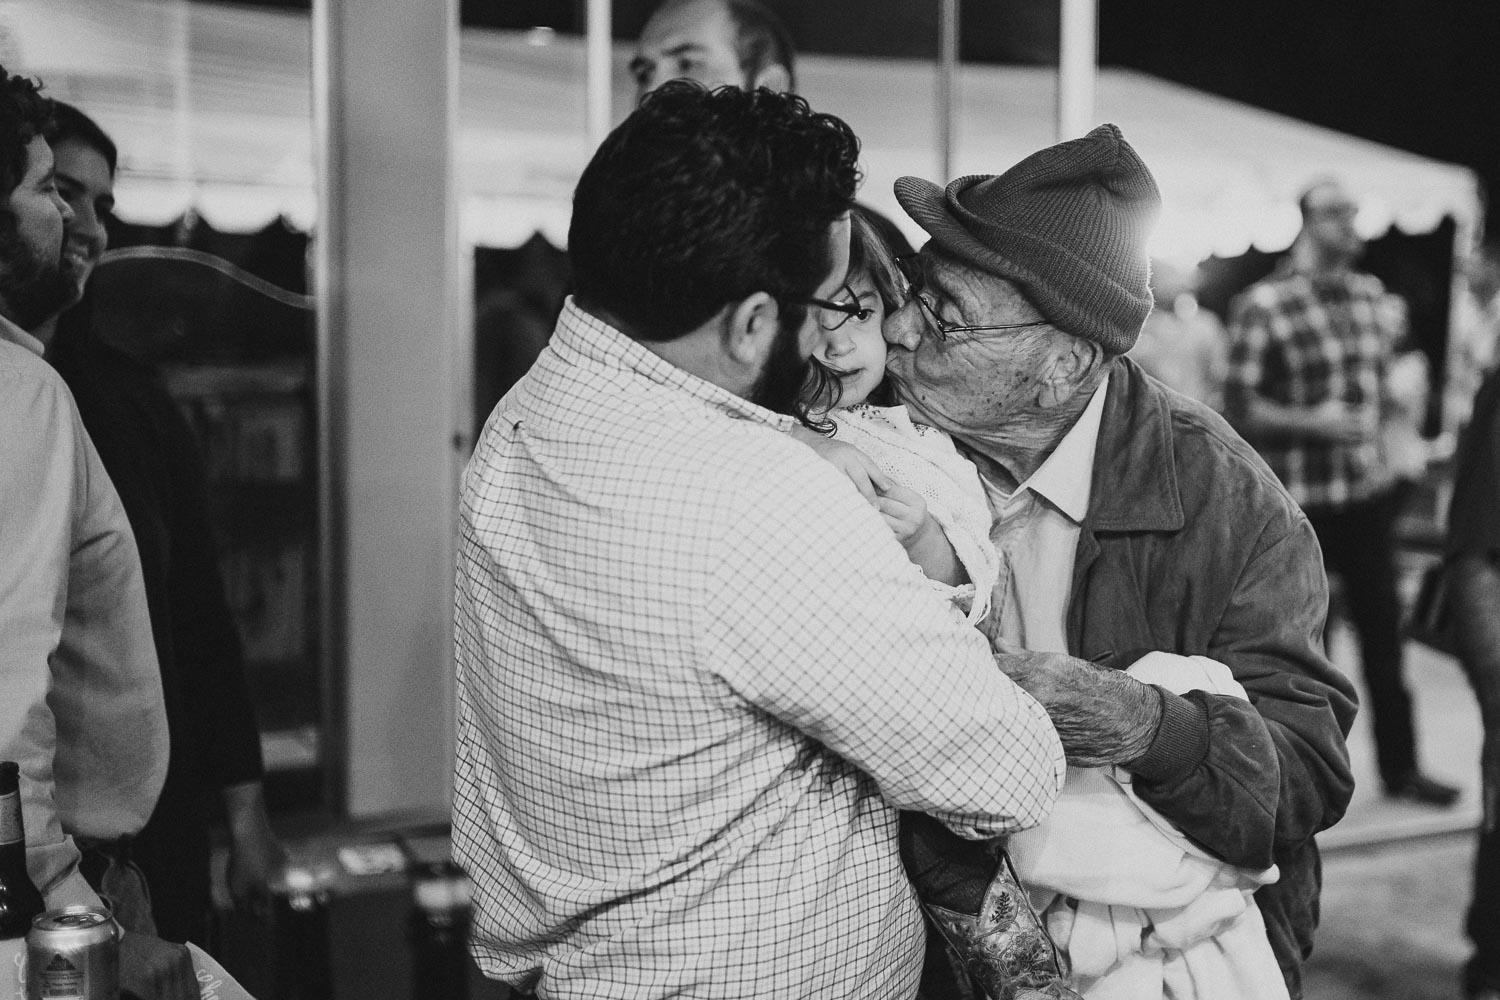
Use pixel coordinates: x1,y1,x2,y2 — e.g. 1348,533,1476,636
1297,178,1364,269
630,0,795,101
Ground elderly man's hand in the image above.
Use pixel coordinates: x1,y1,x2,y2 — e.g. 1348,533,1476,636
993,644,1161,768
119,931,198,1000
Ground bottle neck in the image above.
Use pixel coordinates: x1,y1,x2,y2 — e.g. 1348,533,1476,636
0,788,23,850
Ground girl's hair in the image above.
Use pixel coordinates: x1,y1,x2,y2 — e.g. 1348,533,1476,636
800,207,903,426
849,206,903,314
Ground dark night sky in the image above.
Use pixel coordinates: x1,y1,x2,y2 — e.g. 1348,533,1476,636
225,0,1500,236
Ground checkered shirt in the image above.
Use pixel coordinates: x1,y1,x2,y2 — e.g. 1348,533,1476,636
452,301,1065,1000
1226,262,1400,509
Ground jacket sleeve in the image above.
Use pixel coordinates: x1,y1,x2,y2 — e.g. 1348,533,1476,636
1128,513,1358,869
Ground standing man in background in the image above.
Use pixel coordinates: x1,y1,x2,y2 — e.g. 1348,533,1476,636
37,100,286,947
0,64,196,999
1445,366,1500,1000
1226,178,1458,807
630,0,794,99
631,0,913,257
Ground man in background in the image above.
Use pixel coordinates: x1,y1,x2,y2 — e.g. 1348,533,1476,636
631,0,912,258
1130,258,1228,411
630,0,794,100
0,64,195,999
1226,178,1458,807
1445,367,1500,1000
37,101,285,948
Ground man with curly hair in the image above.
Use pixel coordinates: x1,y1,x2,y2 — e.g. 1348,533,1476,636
451,82,1066,999
0,65,196,999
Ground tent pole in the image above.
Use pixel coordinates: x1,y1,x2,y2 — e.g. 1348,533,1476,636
311,0,461,819
937,0,958,182
587,0,613,149
1057,0,1097,141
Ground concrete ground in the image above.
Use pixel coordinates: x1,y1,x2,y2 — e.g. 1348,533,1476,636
1304,623,1488,999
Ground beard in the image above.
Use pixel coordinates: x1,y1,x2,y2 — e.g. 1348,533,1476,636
747,310,817,423
0,219,76,332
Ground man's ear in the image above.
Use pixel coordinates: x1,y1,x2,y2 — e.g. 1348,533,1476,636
1037,337,1102,409
724,291,781,367
750,63,792,94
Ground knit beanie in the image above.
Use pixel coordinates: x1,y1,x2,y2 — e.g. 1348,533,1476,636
893,123,1161,354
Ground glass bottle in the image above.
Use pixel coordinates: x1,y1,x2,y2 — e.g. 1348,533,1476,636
0,761,44,1000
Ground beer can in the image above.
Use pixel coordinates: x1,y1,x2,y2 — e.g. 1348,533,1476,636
24,907,118,1000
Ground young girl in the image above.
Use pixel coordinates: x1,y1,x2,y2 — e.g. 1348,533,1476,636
794,209,999,628
795,212,1075,1000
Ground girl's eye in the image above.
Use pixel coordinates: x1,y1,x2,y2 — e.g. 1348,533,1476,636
853,308,874,321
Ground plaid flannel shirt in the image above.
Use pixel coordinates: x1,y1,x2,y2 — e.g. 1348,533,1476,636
1225,261,1400,510
452,301,1065,1000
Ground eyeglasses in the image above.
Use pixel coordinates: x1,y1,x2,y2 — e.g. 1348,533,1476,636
894,253,1049,343
784,284,875,331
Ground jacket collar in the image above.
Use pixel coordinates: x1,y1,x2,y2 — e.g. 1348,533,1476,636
1086,356,1184,533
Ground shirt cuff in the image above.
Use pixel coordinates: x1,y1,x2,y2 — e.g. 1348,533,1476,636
1126,686,1211,786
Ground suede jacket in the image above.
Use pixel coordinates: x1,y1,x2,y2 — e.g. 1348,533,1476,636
1064,358,1358,1000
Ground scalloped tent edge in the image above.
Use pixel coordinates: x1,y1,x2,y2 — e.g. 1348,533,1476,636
5,0,1482,266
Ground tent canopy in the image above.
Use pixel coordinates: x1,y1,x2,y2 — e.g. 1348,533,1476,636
6,0,1482,263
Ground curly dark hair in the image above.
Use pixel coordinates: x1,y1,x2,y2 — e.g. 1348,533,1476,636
0,67,53,203
568,80,861,342
46,100,116,175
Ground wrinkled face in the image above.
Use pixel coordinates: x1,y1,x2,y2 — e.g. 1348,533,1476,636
1302,182,1364,264
53,138,114,304
0,137,75,329
882,247,1060,438
810,270,887,409
631,0,745,100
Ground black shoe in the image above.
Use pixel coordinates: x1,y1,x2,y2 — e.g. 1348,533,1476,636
1384,771,1461,807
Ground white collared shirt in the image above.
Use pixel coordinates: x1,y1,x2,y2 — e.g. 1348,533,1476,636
452,300,1064,999
0,315,167,910
979,376,1110,654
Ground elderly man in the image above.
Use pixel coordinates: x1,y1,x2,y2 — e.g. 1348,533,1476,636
451,82,1064,1000
882,125,1358,1000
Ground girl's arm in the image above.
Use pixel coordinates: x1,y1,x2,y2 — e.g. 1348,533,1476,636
876,483,969,587
790,426,968,586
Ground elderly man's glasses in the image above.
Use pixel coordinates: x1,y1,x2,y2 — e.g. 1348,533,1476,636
784,284,874,331
894,253,1049,343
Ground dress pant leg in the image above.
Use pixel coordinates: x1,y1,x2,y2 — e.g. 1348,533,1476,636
1307,496,1418,782
1468,819,1500,991
129,790,214,947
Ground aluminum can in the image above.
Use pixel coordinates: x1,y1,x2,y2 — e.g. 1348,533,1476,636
24,907,118,1000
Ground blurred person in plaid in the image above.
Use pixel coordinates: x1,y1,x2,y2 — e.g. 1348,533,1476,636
450,82,1070,1000
1226,178,1458,809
